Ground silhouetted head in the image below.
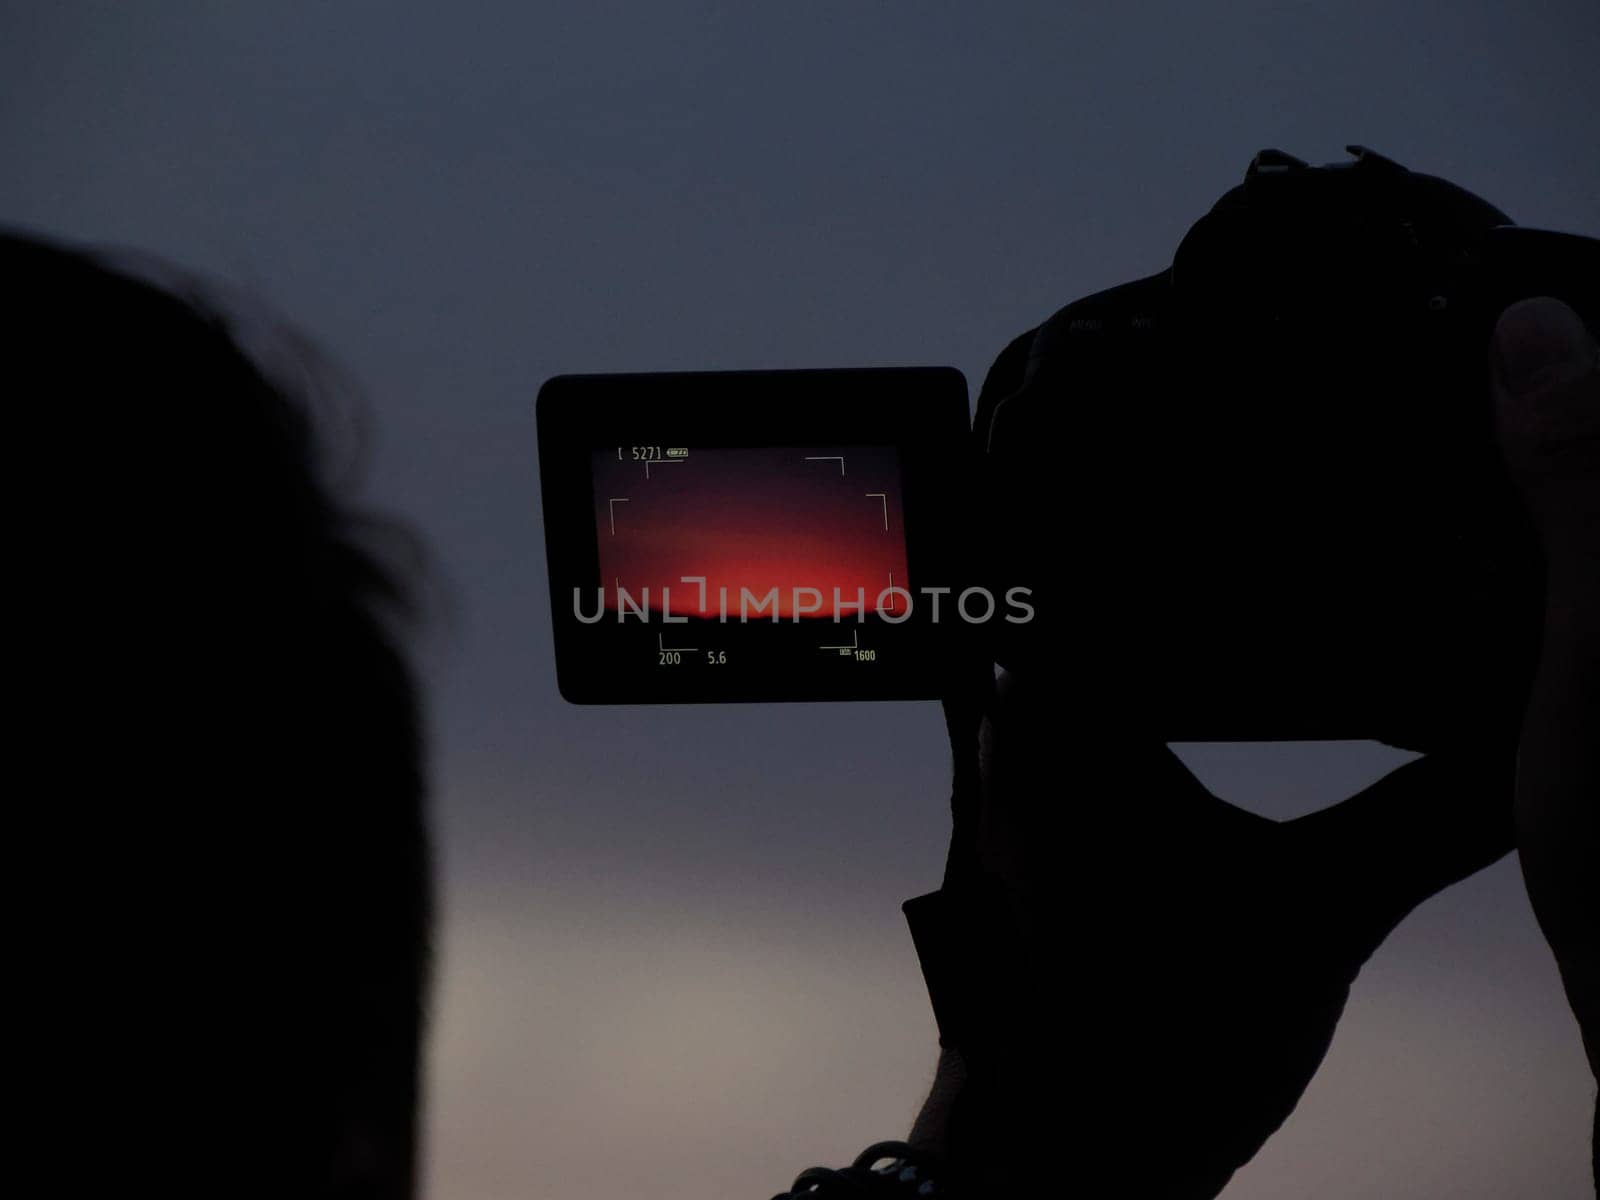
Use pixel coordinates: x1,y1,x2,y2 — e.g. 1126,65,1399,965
6,231,430,1198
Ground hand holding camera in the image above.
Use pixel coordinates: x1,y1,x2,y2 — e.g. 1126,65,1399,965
903,669,1521,1196
532,147,1599,1196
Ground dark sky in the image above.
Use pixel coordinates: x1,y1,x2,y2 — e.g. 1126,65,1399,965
4,4,1597,1196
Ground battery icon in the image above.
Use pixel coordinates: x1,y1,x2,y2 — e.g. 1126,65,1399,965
665,447,689,459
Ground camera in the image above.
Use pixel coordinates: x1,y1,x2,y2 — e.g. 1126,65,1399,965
538,146,1597,748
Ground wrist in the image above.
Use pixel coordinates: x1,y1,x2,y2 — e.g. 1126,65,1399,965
907,1047,967,1152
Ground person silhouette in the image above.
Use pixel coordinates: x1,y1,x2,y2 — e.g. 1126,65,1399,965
7,230,432,1200
770,299,1597,1198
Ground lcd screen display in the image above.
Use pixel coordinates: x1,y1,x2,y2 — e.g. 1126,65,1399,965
590,445,910,621
537,366,971,703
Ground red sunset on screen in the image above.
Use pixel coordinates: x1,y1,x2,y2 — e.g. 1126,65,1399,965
591,446,910,619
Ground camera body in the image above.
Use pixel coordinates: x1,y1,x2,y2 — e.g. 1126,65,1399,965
977,146,1597,749
539,146,1597,747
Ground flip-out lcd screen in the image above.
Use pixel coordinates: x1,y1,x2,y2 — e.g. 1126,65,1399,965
538,369,970,703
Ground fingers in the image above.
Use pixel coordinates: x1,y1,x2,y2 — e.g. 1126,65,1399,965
1493,297,1600,561
1494,296,1597,400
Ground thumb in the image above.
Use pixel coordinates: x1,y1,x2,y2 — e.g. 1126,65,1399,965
1492,297,1600,491
1494,296,1595,396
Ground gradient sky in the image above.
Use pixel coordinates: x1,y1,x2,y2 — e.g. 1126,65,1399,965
3,4,1597,1197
